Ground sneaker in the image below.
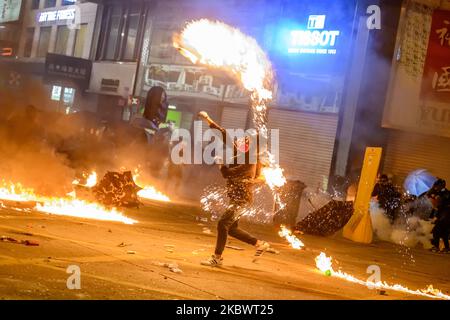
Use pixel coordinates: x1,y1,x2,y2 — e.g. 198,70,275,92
430,247,440,253
441,248,450,254
201,255,223,267
255,241,271,257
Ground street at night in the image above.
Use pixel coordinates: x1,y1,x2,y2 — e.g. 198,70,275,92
1,0,450,314
0,200,449,300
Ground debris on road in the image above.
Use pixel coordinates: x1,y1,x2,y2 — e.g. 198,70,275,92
126,250,136,254
1,236,39,246
153,261,183,274
202,227,212,235
192,248,205,255
164,244,175,253
118,242,132,247
196,216,208,223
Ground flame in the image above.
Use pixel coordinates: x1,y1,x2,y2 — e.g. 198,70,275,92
315,252,450,300
174,19,273,104
278,225,304,249
35,198,136,225
0,181,136,225
73,171,97,188
132,169,170,202
262,166,287,190
0,181,37,202
85,172,97,187
137,186,170,203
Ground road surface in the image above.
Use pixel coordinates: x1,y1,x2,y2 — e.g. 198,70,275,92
0,200,449,300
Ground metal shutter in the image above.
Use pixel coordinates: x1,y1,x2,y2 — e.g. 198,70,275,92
384,130,450,182
268,109,339,188
220,106,249,130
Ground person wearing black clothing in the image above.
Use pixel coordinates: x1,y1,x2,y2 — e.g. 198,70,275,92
371,174,402,222
427,179,450,253
197,111,271,267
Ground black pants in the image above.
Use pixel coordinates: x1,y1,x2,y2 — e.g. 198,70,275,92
431,222,450,250
214,205,258,256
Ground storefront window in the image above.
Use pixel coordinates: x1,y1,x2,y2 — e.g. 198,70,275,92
31,0,40,10
62,0,77,6
51,85,62,101
63,87,75,105
73,24,88,58
97,1,147,62
104,6,122,60
123,4,142,61
23,28,35,58
37,27,52,58
44,0,56,8
55,26,70,55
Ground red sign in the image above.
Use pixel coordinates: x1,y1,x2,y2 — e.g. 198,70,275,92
421,10,450,103
0,47,13,57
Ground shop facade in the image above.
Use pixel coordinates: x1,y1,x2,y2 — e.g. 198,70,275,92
0,0,99,114
123,0,359,189
382,0,450,183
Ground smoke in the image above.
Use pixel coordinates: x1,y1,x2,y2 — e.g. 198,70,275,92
370,201,433,249
0,108,74,196
0,97,154,196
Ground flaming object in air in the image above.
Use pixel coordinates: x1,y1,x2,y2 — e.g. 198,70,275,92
278,225,305,249
315,252,450,300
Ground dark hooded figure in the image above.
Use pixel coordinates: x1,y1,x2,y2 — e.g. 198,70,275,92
143,86,169,128
130,86,169,144
130,86,170,177
427,179,450,253
197,111,271,267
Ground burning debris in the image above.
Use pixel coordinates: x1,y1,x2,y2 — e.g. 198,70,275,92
137,186,170,203
315,252,450,300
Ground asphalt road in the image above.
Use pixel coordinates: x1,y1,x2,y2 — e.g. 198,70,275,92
0,200,449,300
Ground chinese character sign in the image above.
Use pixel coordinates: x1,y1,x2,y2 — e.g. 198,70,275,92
0,0,22,23
421,10,450,103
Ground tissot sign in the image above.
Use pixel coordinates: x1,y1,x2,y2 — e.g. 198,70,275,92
288,15,341,55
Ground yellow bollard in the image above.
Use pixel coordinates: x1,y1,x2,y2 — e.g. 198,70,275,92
343,147,382,244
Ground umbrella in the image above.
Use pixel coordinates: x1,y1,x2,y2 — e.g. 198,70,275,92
295,200,354,236
404,169,437,197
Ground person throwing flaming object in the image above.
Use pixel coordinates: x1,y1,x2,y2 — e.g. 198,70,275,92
198,111,271,267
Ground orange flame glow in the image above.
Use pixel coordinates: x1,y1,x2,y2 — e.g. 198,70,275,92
137,186,170,203
315,252,450,300
0,181,136,225
278,225,304,250
72,171,98,188
174,19,273,104
133,169,171,203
